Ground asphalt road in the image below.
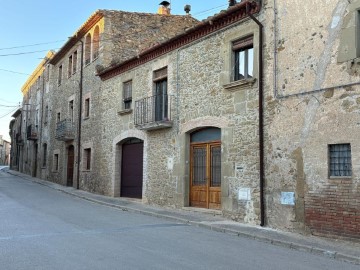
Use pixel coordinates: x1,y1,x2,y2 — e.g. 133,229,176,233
0,171,358,270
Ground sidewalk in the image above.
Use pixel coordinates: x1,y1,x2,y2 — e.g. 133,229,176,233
7,170,360,265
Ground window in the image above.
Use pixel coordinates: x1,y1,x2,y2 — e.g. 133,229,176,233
85,33,91,65
123,81,132,110
37,76,41,89
93,26,100,60
57,112,61,123
68,55,73,78
42,143,47,167
84,148,91,170
233,36,253,81
84,98,90,118
73,51,77,74
329,144,352,177
44,105,49,124
154,67,168,121
69,100,74,122
58,65,63,85
46,65,50,81
54,154,59,171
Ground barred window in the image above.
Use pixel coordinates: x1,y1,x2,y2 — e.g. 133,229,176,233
123,80,132,110
329,144,352,177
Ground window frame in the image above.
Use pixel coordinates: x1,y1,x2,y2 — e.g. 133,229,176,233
232,36,254,81
328,143,352,178
42,143,47,167
58,64,63,86
53,153,59,172
123,80,132,110
84,98,90,118
68,55,73,78
83,148,92,171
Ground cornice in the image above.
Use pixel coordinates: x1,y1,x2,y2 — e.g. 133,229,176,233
99,0,261,81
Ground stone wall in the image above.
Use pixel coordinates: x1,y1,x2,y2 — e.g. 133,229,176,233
263,0,360,238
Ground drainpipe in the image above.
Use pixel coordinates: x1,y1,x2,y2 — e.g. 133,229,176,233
76,39,84,190
246,1,265,227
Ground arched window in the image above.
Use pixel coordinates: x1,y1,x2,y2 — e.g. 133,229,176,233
85,33,91,65
92,26,100,60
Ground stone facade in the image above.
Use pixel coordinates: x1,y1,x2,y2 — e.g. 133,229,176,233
262,0,360,239
10,0,360,241
0,136,10,166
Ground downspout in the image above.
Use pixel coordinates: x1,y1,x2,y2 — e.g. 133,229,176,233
76,39,84,190
246,1,265,227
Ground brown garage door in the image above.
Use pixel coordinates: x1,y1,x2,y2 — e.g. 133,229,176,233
121,140,143,198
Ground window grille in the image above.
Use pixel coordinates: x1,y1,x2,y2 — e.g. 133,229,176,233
329,144,352,177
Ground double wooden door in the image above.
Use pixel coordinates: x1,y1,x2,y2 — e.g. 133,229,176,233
190,142,221,209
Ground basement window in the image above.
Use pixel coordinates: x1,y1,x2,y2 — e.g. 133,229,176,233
328,144,352,177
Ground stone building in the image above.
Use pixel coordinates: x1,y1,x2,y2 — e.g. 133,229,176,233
10,0,360,240
9,109,22,170
262,0,360,240
0,135,10,166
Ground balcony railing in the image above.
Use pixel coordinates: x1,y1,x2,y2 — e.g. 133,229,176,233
134,94,173,130
26,125,38,141
55,119,75,141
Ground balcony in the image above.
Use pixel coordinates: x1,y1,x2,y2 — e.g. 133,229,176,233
55,119,75,141
134,94,173,131
26,125,38,141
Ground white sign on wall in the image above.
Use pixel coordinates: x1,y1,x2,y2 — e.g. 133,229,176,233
238,188,251,201
281,192,295,205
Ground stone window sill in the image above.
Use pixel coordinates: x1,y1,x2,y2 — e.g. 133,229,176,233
329,176,352,180
118,109,133,115
223,78,256,92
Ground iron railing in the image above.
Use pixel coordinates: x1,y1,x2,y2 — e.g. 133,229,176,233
55,119,75,141
26,125,38,141
134,94,172,129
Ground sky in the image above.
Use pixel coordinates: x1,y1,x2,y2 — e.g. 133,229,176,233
0,0,229,141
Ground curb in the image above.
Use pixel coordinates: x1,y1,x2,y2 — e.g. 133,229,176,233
6,170,360,265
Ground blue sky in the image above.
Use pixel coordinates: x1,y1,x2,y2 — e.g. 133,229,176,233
0,0,228,140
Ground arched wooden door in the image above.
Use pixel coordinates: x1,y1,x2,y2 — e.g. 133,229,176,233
190,128,221,209
121,138,144,199
67,145,75,187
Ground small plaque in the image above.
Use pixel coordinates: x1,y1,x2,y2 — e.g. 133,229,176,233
281,192,295,205
238,188,251,201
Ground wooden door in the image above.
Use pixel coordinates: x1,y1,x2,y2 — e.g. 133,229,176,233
190,142,221,209
121,141,143,198
67,145,74,187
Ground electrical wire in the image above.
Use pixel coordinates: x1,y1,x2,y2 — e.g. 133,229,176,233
0,107,19,119
0,40,65,51
192,4,227,17
0,68,30,75
0,49,60,57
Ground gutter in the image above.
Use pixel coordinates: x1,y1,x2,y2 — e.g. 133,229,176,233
246,1,265,227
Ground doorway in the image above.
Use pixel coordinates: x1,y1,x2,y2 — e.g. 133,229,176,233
121,138,144,198
67,145,75,187
190,128,221,209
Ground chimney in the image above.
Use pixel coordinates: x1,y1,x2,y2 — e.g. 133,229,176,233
158,1,171,15
228,0,237,7
184,5,191,15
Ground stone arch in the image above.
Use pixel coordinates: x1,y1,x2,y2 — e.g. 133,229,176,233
180,116,229,134
112,130,148,199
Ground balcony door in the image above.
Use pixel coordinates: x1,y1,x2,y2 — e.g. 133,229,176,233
190,128,221,210
155,79,168,121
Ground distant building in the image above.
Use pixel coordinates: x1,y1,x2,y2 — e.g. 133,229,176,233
0,135,10,166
